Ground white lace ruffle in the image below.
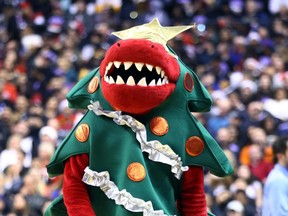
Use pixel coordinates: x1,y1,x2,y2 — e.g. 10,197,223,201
83,167,169,216
87,101,188,179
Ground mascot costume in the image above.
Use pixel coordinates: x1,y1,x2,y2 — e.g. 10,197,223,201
44,18,233,216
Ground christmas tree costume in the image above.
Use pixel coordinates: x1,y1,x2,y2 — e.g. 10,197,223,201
44,19,233,216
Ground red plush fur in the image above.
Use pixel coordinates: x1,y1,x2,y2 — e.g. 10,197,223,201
100,39,180,114
101,83,175,114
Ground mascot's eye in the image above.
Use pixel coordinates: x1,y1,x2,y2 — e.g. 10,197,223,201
117,43,121,47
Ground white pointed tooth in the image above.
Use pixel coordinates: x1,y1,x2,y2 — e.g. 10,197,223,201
164,76,169,84
162,79,166,85
109,76,115,84
135,63,144,71
146,64,153,71
148,79,156,86
104,76,109,82
161,70,165,78
106,62,113,71
156,66,161,75
116,75,125,84
124,62,133,70
114,61,121,68
156,79,162,86
138,77,147,86
126,76,135,86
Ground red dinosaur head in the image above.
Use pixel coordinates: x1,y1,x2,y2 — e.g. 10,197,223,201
100,39,180,114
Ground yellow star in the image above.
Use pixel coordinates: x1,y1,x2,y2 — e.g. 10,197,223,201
112,18,195,46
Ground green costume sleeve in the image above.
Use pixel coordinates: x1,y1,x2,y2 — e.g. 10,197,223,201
46,115,90,177
66,67,100,109
44,195,68,216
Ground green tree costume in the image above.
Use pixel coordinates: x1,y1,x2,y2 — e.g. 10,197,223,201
45,19,233,216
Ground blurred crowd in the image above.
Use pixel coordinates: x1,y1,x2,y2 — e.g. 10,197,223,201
0,0,287,215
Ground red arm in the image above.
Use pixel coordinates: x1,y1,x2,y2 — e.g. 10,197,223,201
179,165,207,216
63,154,96,216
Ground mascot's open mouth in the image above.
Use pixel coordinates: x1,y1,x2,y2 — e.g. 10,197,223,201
103,61,169,87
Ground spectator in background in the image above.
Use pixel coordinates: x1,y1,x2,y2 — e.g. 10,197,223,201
247,144,273,183
56,99,77,141
271,54,288,89
13,95,29,122
238,79,258,107
216,127,240,157
260,114,280,146
43,96,59,120
16,170,48,216
234,189,257,216
38,126,58,147
255,73,274,102
238,101,269,147
206,172,234,216
0,106,14,152
9,193,33,215
226,200,244,216
263,87,288,121
14,120,33,169
0,134,23,173
232,165,263,213
36,141,62,201
262,136,288,216
206,95,232,137
269,0,288,14
240,127,273,167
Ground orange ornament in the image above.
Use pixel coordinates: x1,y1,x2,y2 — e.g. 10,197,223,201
149,117,169,136
87,76,99,93
75,123,90,142
127,162,146,182
185,136,204,156
184,73,194,92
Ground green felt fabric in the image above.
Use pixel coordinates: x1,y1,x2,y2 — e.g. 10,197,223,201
44,195,68,216
48,57,233,177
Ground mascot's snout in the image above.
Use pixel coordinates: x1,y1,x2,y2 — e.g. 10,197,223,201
100,39,180,114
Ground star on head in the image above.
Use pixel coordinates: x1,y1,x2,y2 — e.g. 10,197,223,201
112,18,195,47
